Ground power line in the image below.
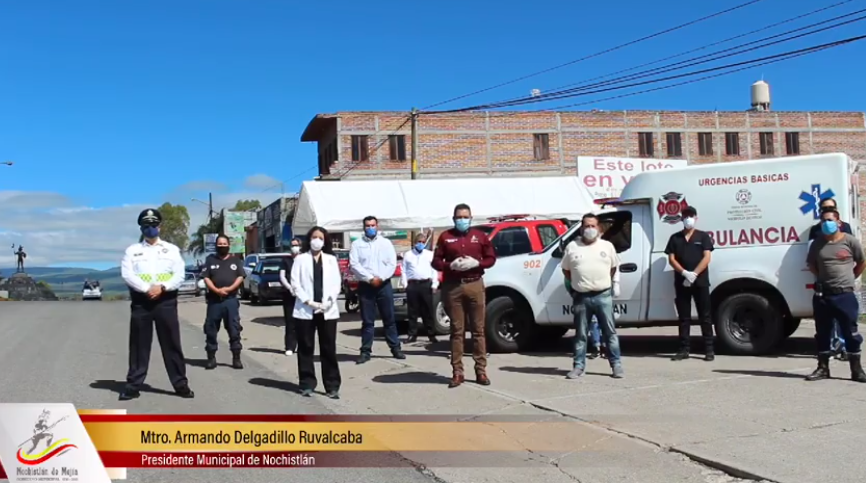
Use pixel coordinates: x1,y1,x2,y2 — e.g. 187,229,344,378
421,0,769,110
254,166,320,195
337,115,412,179
439,8,866,112
482,0,855,109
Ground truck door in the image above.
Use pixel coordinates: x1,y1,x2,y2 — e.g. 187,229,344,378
598,207,647,323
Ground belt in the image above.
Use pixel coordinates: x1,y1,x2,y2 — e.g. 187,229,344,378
444,276,481,284
817,286,854,296
573,288,611,298
408,279,431,284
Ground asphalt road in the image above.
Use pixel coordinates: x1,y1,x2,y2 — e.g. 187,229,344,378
0,301,434,483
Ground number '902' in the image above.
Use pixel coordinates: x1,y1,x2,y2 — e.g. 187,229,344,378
523,260,542,269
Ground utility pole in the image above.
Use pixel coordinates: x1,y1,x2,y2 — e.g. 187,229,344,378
410,108,419,180
208,192,213,224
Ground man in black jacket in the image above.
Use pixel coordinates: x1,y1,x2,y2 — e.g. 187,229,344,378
201,235,247,370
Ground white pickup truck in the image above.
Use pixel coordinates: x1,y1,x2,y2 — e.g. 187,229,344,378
480,153,860,355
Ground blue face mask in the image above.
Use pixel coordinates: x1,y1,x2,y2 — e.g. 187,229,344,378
141,225,159,239
821,220,839,235
414,243,426,252
364,227,377,238
454,218,471,232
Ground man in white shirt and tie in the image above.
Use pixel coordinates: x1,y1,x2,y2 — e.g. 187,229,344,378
349,215,406,364
401,233,440,344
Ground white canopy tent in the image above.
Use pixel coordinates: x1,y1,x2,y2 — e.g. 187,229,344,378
291,176,597,233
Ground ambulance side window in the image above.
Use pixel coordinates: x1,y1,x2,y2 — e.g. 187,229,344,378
599,212,633,253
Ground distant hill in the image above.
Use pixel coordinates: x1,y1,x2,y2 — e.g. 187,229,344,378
0,266,126,295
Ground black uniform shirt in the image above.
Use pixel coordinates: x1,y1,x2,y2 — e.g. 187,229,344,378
201,254,246,301
664,229,714,287
313,256,324,303
280,256,295,302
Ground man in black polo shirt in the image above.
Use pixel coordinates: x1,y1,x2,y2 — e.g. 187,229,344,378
664,206,716,361
201,235,246,370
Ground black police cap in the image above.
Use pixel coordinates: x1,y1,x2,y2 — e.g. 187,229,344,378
138,208,163,226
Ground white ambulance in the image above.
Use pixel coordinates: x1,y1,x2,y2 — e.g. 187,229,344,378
481,153,861,355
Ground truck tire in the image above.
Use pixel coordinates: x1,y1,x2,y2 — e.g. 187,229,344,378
784,317,801,338
715,292,783,355
432,291,451,336
485,296,535,353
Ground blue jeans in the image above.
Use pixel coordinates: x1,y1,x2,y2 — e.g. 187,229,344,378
831,320,847,352
813,292,862,355
588,316,601,349
359,282,401,354
573,289,621,369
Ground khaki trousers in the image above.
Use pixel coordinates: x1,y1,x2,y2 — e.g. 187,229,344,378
441,279,487,375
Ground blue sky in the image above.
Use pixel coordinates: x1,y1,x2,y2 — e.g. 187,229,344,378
1,0,864,269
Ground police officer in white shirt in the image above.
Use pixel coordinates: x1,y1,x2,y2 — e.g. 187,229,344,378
561,213,624,380
401,232,439,344
118,208,194,401
349,215,405,364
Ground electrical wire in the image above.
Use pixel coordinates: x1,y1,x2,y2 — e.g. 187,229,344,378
440,8,866,112
421,0,769,110
483,0,855,108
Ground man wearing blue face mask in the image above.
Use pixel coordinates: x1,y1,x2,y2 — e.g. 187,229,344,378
806,208,866,383
350,215,405,364
401,233,439,344
118,208,194,401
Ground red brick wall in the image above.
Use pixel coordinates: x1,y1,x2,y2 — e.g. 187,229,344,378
309,110,866,225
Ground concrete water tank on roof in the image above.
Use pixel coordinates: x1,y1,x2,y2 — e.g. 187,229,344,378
751,80,771,111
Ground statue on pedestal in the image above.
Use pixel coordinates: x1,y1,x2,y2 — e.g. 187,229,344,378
12,244,26,272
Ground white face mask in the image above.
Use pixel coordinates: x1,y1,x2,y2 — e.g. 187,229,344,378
309,239,324,252
290,246,300,255
683,217,696,230
582,227,599,241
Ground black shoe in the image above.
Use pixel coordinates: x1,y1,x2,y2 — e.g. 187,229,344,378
175,386,195,399
587,348,600,360
837,351,849,361
392,350,406,360
849,353,866,383
704,353,715,362
118,389,140,401
300,388,313,397
428,335,439,344
231,352,244,370
671,351,689,361
806,354,831,381
326,390,340,399
356,353,371,365
205,352,217,370
406,335,418,344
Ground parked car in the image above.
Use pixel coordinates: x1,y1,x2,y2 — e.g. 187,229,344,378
82,280,102,301
241,253,292,299
179,272,202,297
248,258,288,305
425,216,572,336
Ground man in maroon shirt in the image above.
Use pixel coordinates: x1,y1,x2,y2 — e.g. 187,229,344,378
432,203,497,388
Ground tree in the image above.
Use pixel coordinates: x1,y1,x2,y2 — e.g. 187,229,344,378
140,202,191,249
232,199,262,211
187,199,260,256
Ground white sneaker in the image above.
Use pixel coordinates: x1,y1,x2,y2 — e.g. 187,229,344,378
285,350,294,356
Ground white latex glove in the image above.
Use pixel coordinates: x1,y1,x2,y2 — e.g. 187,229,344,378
450,257,469,271
323,298,335,312
307,301,323,312
612,281,621,297
682,279,692,287
682,271,698,284
461,257,480,270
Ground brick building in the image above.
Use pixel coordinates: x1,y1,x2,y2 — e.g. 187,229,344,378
300,109,866,221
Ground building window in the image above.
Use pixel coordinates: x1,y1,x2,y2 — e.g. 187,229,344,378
759,132,774,155
533,133,550,161
666,132,683,157
785,132,800,155
697,133,713,156
725,132,740,156
638,132,654,157
389,135,406,161
329,233,343,249
351,135,369,162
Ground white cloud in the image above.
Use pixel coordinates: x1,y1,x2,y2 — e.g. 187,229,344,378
244,174,281,190
0,186,287,269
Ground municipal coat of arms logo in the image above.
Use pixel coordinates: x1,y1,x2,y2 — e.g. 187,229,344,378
657,192,689,224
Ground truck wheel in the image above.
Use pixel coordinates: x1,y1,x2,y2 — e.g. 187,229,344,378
485,296,535,353
784,317,801,338
250,293,260,305
715,292,783,355
432,291,451,336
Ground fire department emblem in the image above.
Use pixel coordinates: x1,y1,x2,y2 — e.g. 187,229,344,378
657,192,689,224
735,189,752,205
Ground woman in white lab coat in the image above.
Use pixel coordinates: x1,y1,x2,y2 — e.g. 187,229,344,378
290,226,343,398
